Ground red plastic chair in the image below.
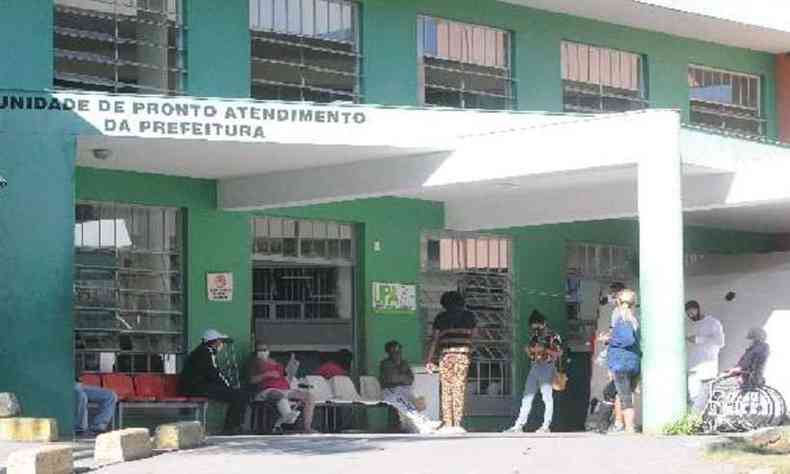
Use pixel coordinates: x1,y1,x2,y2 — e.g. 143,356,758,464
163,374,207,402
79,373,102,388
133,374,166,400
102,373,152,401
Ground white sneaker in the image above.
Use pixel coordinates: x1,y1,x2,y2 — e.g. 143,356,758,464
275,410,301,428
535,426,551,434
284,410,301,425
503,425,523,433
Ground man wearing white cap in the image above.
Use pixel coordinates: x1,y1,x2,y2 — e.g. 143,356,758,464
180,329,251,434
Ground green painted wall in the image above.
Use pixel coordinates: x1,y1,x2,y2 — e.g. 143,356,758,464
185,209,252,359
263,198,446,374
75,168,216,209
0,135,76,435
358,0,779,138
184,0,251,98
0,0,779,136
0,0,53,91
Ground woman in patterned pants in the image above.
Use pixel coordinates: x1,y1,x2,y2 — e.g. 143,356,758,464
426,291,477,433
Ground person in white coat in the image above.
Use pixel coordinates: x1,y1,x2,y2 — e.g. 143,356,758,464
685,300,725,413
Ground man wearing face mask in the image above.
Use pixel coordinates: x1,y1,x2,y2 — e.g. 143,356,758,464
685,300,725,413
250,343,316,433
179,329,252,435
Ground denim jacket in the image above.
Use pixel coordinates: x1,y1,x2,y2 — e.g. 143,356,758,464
607,319,641,374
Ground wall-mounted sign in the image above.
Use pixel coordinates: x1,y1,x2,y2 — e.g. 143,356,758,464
207,272,233,302
373,282,416,315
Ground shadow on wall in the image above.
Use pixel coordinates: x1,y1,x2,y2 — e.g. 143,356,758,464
685,251,790,398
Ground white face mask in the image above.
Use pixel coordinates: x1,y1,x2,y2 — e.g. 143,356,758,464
258,350,270,359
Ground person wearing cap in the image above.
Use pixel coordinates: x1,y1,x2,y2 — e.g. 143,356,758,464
723,327,769,388
685,300,725,413
179,329,251,434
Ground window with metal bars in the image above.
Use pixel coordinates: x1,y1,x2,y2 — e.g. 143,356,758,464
253,267,344,321
688,65,764,136
249,0,360,103
53,0,186,95
417,16,514,110
73,202,183,374
561,41,647,114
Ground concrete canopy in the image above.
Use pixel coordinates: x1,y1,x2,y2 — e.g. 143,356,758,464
67,92,790,234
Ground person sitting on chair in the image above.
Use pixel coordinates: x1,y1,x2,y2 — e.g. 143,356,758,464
380,340,440,434
179,329,251,435
316,349,352,379
250,343,316,434
722,327,769,388
74,371,117,438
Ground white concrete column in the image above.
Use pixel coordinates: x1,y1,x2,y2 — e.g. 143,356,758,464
638,110,687,433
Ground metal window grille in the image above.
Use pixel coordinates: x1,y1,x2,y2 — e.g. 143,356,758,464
420,233,514,415
74,202,183,374
54,0,186,95
253,267,341,321
249,0,361,103
566,242,635,281
417,16,514,110
688,65,764,136
561,41,647,113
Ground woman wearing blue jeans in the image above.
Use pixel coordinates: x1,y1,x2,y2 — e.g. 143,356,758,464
505,310,563,433
598,288,641,434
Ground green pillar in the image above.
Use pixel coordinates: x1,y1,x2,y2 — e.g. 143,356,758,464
638,111,687,433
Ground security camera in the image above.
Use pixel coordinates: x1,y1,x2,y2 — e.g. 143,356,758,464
92,148,112,160
0,175,7,190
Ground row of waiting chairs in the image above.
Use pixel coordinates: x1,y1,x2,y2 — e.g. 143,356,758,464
80,373,207,429
304,375,387,406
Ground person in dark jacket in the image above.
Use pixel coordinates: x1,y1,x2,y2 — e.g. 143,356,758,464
179,329,251,434
425,291,477,433
723,327,769,388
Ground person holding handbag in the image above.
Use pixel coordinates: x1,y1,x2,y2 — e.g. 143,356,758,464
505,310,563,433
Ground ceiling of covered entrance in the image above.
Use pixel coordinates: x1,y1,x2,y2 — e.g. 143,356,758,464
76,136,447,179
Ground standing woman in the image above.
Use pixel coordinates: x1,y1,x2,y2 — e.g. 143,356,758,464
425,291,477,433
598,288,641,434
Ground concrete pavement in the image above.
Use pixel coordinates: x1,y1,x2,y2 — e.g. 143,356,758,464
0,433,737,474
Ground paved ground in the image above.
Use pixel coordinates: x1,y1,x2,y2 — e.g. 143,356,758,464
0,433,741,474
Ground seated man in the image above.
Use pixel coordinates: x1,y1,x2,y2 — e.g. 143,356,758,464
380,340,440,434
74,375,117,437
250,344,316,433
179,329,251,435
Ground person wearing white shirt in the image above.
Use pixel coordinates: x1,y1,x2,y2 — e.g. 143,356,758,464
685,300,725,413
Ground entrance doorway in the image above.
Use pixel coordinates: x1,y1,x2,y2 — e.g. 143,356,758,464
251,217,357,376
565,242,637,428
419,231,514,416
